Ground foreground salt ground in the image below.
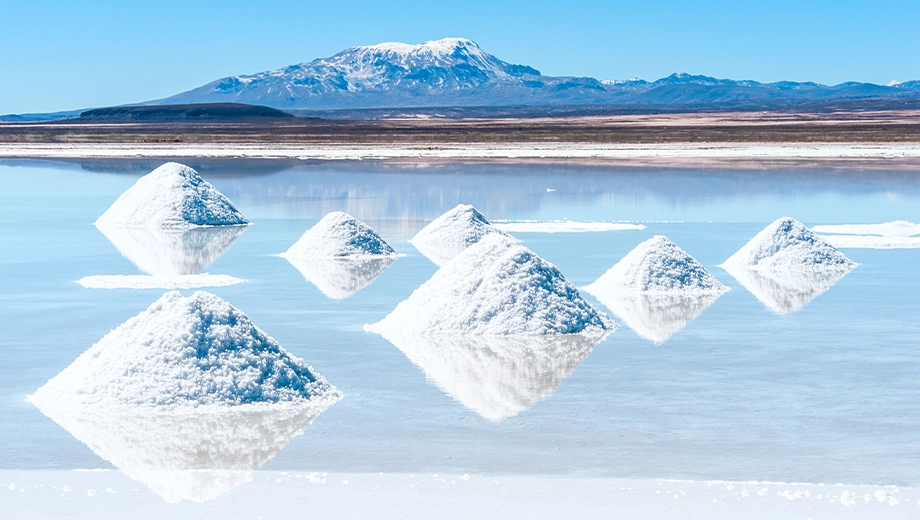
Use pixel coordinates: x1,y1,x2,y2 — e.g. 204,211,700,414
2,471,916,520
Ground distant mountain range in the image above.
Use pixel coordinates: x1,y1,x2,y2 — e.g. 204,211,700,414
153,37,920,110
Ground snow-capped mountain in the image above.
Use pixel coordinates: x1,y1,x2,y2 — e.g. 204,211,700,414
151,37,920,110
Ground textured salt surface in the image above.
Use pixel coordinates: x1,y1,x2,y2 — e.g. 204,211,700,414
29,291,338,407
722,217,856,270
31,401,336,503
374,330,607,421
96,225,246,276
281,211,397,258
492,220,647,233
367,234,614,335
725,266,852,315
77,274,244,290
409,204,512,266
813,221,920,237
818,234,920,249
282,255,396,299
586,236,728,294
95,162,249,228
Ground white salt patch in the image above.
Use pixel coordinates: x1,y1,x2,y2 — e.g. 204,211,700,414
813,221,920,237
366,234,614,336
282,255,396,300
96,225,246,276
77,274,244,290
586,236,728,294
721,217,856,271
410,204,512,266
281,212,397,259
95,162,249,228
492,220,646,233
818,234,920,249
29,291,339,407
373,331,607,421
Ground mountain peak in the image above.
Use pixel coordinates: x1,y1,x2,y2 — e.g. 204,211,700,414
359,37,480,57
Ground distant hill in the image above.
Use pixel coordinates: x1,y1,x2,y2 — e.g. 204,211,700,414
152,37,920,110
78,103,295,122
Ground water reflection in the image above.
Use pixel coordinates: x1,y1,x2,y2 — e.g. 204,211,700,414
280,254,396,299
97,224,247,275
723,265,855,315
376,331,608,421
593,292,724,344
32,400,336,503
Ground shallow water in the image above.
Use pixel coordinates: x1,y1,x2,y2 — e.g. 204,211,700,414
2,159,920,492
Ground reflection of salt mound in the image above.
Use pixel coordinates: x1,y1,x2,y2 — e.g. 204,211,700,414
723,266,852,315
367,234,614,335
722,218,856,315
30,291,338,407
96,224,246,275
410,204,511,266
282,211,397,258
722,217,856,270
585,236,728,293
583,236,726,343
28,291,340,502
31,399,336,503
95,162,249,228
282,255,396,299
377,330,606,421
592,292,723,344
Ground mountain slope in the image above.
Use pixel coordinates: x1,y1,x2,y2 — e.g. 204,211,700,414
143,38,920,110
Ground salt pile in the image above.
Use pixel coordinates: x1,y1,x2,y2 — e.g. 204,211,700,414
29,290,339,502
721,217,856,271
376,332,602,421
95,162,249,228
583,236,727,343
410,204,512,266
281,211,398,258
367,233,614,336
29,291,339,407
721,218,856,314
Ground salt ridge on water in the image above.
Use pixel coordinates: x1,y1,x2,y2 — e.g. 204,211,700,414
410,204,511,266
29,291,339,408
367,233,614,336
95,162,249,228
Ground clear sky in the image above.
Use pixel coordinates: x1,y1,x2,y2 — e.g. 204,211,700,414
2,0,918,114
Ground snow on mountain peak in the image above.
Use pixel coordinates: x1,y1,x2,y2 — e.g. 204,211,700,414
360,37,479,57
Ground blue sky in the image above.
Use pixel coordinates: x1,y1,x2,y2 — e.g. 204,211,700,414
2,0,918,114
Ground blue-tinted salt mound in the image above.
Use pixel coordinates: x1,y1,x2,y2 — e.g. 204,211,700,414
29,291,338,408
281,211,397,258
722,217,856,270
367,234,614,335
95,162,249,228
410,204,511,266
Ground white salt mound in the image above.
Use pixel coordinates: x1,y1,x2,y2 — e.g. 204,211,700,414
367,233,614,336
410,204,512,266
281,211,397,259
721,217,856,270
95,162,249,228
29,291,338,407
584,235,728,294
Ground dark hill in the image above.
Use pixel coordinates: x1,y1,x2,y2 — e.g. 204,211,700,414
78,103,296,122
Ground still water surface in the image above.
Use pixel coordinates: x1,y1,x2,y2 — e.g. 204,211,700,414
1,159,919,488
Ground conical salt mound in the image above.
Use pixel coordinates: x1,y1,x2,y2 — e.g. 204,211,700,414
29,291,339,407
366,233,614,336
585,236,728,294
722,217,856,270
281,211,397,258
95,162,249,228
410,204,511,266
